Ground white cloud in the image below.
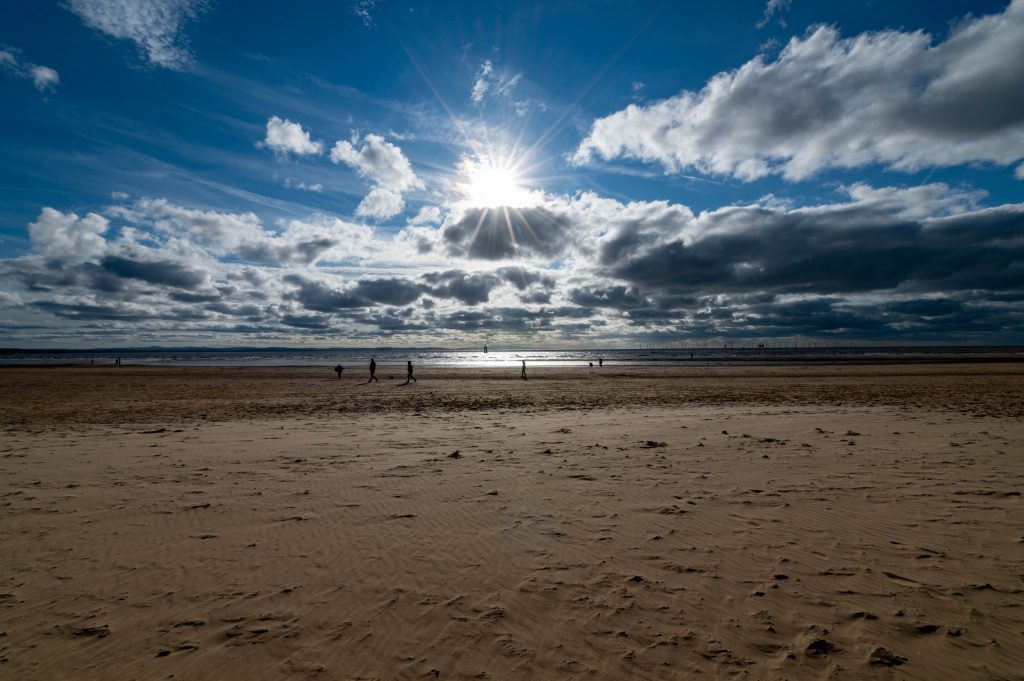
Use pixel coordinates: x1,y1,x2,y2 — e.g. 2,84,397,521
574,1,1024,181
356,188,404,220
263,116,323,157
28,208,109,260
102,198,379,267
757,0,791,29
284,178,324,192
67,0,211,70
1016,163,1024,180
125,198,264,254
29,65,60,91
470,58,523,105
352,0,379,28
330,133,424,219
279,214,376,256
408,206,442,226
471,59,493,104
0,47,59,92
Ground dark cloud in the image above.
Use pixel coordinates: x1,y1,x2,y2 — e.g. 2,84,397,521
570,285,649,310
352,278,424,306
205,302,262,317
519,291,552,304
236,238,337,266
443,206,574,260
280,313,332,329
286,277,365,312
171,291,222,303
496,266,556,291
30,300,210,322
101,255,207,289
421,270,502,305
607,203,1024,297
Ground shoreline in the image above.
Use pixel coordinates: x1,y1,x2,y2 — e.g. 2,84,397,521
2,362,1024,428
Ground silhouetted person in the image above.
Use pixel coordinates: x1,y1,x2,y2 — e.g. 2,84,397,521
589,362,593,367
368,357,378,383
521,359,527,380
404,360,416,384
334,364,344,379
598,358,603,367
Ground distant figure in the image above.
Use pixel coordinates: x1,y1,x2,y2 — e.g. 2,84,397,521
368,357,378,383
484,344,488,353
334,364,344,379
589,362,593,367
598,358,603,367
690,353,694,359
521,359,527,380
405,360,417,384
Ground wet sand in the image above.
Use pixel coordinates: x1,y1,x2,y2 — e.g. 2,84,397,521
1,364,1022,679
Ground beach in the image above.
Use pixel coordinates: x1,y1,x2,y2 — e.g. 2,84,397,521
1,364,1022,679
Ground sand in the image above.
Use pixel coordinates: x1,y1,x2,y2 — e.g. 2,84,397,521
0,364,1022,679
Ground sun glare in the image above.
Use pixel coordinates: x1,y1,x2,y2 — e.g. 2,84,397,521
459,156,533,208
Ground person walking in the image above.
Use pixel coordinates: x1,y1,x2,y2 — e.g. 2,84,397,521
368,357,378,383
521,359,527,380
334,364,344,379
404,360,416,384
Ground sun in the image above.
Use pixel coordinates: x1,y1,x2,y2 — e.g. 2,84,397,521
459,155,533,208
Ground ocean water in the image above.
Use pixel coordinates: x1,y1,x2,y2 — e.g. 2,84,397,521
1,346,1021,368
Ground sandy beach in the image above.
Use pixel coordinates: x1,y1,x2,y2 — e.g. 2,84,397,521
1,364,1022,680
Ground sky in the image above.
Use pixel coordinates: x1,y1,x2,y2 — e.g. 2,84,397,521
1,0,1022,348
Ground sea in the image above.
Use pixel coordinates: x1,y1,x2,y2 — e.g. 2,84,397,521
1,346,1021,368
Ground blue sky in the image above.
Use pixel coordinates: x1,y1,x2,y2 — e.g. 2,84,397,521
1,0,1022,347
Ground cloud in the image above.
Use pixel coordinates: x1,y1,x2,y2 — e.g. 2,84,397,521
330,133,424,220
470,58,523,105
592,184,1024,299
351,0,379,28
106,198,375,266
471,59,493,104
356,188,404,220
101,254,207,289
757,0,791,29
495,266,555,292
28,208,109,260
442,206,576,260
285,273,426,312
408,206,442,226
574,1,1024,180
67,0,211,70
283,178,323,192
262,116,323,157
29,65,60,91
421,270,502,305
352,278,423,306
4,185,1023,345
0,47,59,92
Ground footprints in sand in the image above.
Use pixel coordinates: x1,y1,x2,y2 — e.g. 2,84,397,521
2,404,1022,679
